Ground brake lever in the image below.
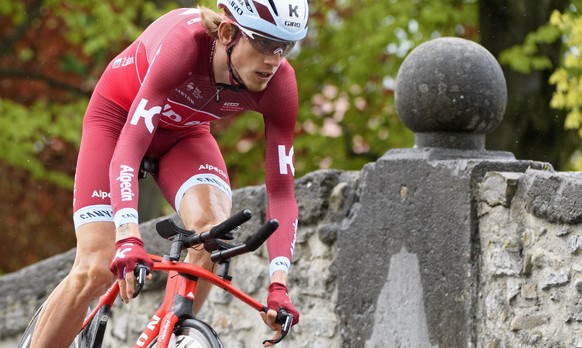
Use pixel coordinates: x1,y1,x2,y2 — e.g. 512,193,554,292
132,263,150,298
262,309,293,345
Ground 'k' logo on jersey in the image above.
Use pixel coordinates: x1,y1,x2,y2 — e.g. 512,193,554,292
130,98,161,133
278,145,295,176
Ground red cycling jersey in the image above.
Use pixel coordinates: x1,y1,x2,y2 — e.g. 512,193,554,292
73,8,298,274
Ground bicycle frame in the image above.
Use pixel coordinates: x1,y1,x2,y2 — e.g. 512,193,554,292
81,253,267,348
69,211,291,348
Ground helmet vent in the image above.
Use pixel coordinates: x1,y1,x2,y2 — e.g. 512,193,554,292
267,0,279,16
253,1,277,25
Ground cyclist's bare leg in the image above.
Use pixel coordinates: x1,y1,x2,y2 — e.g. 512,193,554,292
179,184,231,313
30,222,116,348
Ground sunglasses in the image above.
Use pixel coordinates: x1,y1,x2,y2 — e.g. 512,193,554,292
225,19,296,57
241,31,296,56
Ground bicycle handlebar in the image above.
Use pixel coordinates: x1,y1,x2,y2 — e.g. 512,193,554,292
155,209,278,264
150,210,292,344
184,209,253,252
210,219,279,263
246,219,279,251
208,209,252,239
262,308,294,345
133,263,150,298
155,209,252,244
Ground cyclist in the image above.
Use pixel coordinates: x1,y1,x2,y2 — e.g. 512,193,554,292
30,0,308,346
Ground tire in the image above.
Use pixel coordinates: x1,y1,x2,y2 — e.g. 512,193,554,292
17,305,43,348
72,305,110,348
17,304,108,348
147,319,223,348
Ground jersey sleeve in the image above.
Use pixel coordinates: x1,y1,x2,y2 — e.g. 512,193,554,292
260,64,300,277
109,26,197,228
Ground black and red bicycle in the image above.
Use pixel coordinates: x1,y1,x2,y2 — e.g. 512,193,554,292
18,209,294,347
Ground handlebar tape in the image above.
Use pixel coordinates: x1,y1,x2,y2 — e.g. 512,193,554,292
245,219,279,251
209,209,252,239
210,219,279,262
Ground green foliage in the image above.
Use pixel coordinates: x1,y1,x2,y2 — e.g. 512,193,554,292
548,11,582,125
0,98,86,188
45,0,177,56
0,0,189,190
0,1,26,24
292,0,479,174
497,3,582,170
547,10,582,169
499,23,561,74
1,0,481,190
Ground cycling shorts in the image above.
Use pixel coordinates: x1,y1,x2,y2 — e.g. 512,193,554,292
72,93,231,229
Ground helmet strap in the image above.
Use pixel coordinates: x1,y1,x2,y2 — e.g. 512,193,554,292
225,31,245,88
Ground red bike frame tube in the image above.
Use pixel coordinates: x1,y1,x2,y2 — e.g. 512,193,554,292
134,258,267,347
153,259,266,312
155,312,181,347
81,255,267,348
135,268,201,348
82,281,120,327
135,312,162,347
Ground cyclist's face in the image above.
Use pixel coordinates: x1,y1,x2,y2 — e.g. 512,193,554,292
230,32,286,92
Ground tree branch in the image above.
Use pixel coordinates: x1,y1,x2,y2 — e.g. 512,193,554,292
0,68,91,97
0,0,45,56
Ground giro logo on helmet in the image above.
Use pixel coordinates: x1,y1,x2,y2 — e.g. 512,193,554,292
228,0,244,15
285,21,300,28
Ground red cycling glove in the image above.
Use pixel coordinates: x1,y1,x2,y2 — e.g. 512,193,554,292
267,282,300,325
109,237,153,279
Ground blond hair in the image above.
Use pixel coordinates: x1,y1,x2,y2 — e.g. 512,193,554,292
199,6,225,39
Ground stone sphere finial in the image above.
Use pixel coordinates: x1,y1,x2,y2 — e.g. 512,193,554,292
394,37,507,150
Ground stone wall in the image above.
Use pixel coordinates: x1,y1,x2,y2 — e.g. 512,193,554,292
477,170,582,348
1,162,580,347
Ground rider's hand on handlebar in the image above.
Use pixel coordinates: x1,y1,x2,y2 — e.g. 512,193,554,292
261,282,299,346
109,236,153,303
260,309,281,347
266,282,299,325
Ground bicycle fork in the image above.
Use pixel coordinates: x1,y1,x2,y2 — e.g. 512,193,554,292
135,271,198,348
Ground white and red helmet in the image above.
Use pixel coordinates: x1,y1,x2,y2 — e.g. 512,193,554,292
217,0,309,42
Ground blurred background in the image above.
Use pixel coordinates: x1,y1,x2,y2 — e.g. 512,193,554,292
1,0,581,274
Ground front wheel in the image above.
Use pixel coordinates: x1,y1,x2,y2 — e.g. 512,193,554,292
147,319,223,348
72,305,110,348
17,305,43,348
17,304,106,348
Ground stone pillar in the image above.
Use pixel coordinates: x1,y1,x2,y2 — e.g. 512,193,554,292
336,38,549,347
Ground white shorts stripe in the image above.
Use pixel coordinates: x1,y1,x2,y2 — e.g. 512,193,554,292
73,204,113,229
175,174,232,214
